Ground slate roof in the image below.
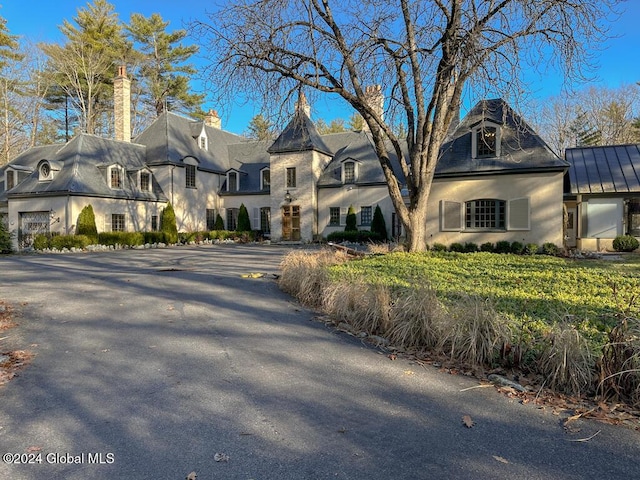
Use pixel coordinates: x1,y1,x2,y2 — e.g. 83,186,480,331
1,135,166,201
437,99,567,176
565,144,640,194
221,140,273,194
267,110,332,156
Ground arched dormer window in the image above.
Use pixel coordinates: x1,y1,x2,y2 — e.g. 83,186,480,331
342,160,357,184
471,121,501,159
227,170,239,192
108,165,125,189
138,169,152,192
260,167,270,191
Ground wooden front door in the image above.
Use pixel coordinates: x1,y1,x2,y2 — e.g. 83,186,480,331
282,205,300,241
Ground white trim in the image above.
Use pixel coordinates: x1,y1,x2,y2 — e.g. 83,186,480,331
260,167,270,191
471,121,501,159
108,165,125,190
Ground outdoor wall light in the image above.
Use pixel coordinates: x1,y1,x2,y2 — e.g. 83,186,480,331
284,190,292,203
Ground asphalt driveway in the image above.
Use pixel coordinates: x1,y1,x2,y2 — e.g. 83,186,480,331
0,244,639,480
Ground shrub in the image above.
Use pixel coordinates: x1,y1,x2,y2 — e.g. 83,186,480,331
160,202,179,244
0,215,12,253
480,242,495,253
613,235,639,252
50,234,92,250
76,204,98,243
237,203,251,232
463,242,479,253
510,241,524,254
449,242,464,252
370,205,388,241
33,233,50,251
431,243,447,252
213,214,225,230
524,243,539,255
179,231,210,244
98,232,144,247
542,242,559,256
495,240,511,254
326,230,381,243
345,205,358,232
143,231,167,244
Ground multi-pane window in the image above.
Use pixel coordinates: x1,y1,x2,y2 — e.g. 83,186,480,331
110,166,122,189
199,135,207,149
329,207,340,226
228,171,237,192
206,209,216,230
261,169,270,191
477,127,497,157
140,171,150,191
5,170,15,190
226,208,238,231
344,162,355,184
286,167,296,188
465,199,505,230
151,215,158,231
112,214,125,232
185,164,196,188
360,206,372,226
260,207,271,234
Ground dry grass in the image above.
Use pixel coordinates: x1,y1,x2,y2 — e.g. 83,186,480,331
599,316,640,407
537,323,595,397
387,285,446,349
440,295,511,366
279,249,348,308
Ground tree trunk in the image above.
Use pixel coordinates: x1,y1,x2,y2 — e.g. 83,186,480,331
404,201,430,252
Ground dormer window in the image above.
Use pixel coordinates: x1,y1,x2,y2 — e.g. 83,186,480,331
38,160,55,182
199,133,208,150
139,170,152,192
342,160,357,184
260,168,270,191
108,165,124,189
227,171,238,192
472,122,501,159
5,169,15,190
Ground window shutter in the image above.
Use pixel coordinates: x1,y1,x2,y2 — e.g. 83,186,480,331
508,197,530,230
340,207,348,226
440,200,462,231
253,208,259,229
104,214,111,232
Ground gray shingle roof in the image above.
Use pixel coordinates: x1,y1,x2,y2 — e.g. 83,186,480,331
267,110,332,156
437,99,566,176
565,144,640,194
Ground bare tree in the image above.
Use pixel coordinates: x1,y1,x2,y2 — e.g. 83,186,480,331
194,0,619,251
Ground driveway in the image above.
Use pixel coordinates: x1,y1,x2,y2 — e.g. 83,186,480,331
0,244,638,480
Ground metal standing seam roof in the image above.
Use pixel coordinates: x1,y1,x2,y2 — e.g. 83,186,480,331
566,144,640,194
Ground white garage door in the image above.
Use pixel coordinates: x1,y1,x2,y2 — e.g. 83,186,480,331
19,211,50,249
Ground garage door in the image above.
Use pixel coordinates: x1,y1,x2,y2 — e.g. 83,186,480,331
19,211,50,249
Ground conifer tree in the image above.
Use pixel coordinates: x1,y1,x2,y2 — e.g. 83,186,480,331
370,205,388,241
76,204,98,242
160,202,178,243
345,205,357,232
237,203,251,232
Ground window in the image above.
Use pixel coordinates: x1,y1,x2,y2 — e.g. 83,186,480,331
227,171,237,192
360,206,372,226
109,166,123,189
260,207,271,234
286,167,296,188
151,215,158,231
199,135,207,150
206,209,216,230
226,208,238,231
472,123,501,159
261,169,270,191
111,214,126,232
343,162,355,184
40,163,50,178
465,199,505,230
186,164,196,188
140,171,151,191
329,207,340,226
5,170,15,190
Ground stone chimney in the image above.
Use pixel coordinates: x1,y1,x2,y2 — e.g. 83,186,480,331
295,91,311,117
114,65,131,142
205,109,222,129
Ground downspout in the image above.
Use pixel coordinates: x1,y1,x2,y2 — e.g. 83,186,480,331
65,195,71,234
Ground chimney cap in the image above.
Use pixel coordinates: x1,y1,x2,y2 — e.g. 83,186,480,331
117,65,127,77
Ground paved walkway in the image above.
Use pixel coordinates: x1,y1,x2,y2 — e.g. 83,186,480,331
0,244,638,479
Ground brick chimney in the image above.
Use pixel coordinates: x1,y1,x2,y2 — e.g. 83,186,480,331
363,85,384,132
114,65,131,142
205,109,222,129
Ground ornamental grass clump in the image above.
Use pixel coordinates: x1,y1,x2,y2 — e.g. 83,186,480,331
537,323,595,397
599,315,640,407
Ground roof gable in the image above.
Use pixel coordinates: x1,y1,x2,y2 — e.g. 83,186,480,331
268,110,332,156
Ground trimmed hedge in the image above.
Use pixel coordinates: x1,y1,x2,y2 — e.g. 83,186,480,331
327,230,382,243
98,232,145,247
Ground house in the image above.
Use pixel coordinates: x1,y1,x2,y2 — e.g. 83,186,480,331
0,67,569,251
564,144,640,250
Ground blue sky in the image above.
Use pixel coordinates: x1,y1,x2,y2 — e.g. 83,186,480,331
1,1,639,134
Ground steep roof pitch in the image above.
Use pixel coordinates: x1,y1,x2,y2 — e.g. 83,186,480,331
267,110,332,156
1,134,166,201
135,111,245,173
565,144,640,194
437,99,567,176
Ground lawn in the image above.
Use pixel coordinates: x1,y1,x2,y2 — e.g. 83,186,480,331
328,252,640,337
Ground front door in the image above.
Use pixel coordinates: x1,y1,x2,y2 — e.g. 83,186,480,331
282,205,300,241
565,206,577,248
